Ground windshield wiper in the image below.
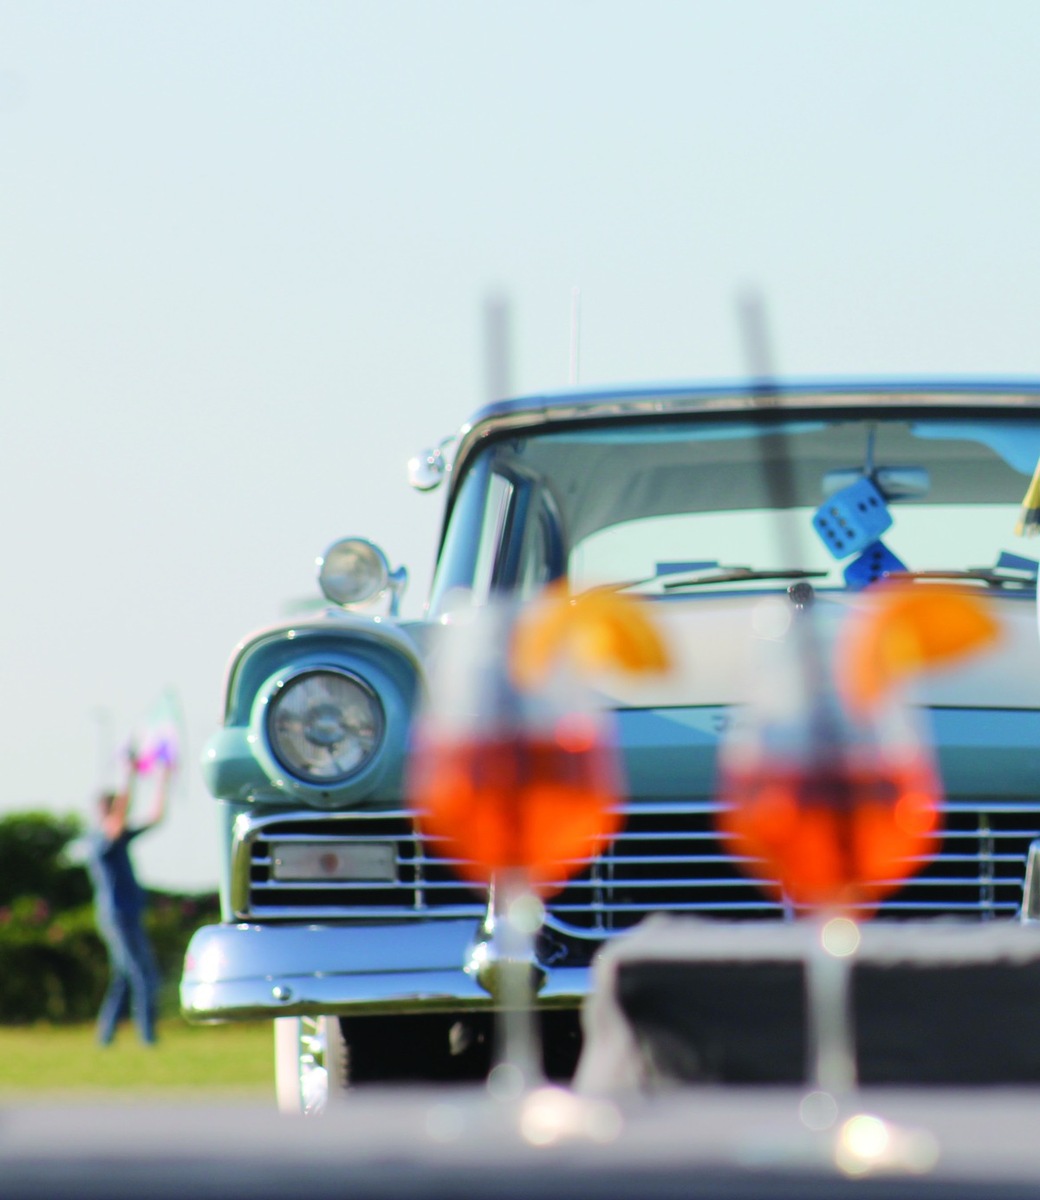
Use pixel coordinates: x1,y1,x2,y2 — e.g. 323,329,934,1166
612,563,1036,596
659,566,829,592
598,565,828,595
885,567,1037,591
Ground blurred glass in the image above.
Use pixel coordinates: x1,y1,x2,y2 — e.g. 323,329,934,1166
716,605,943,1098
407,602,624,1091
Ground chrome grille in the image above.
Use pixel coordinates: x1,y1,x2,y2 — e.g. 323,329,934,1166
239,813,483,920
238,800,1040,929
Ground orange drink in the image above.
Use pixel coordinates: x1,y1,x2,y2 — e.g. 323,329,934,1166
718,751,941,911
410,718,623,894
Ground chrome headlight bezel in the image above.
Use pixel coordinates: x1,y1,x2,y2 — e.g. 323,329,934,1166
254,666,387,799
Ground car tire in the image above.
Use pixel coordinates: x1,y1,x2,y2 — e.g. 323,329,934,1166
274,1010,580,1112
273,1015,349,1115
339,1012,581,1085
341,1013,492,1083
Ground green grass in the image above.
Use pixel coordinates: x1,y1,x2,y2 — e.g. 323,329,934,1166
0,1019,275,1102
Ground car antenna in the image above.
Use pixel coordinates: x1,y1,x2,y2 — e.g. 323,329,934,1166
483,292,513,402
738,288,801,564
569,286,582,385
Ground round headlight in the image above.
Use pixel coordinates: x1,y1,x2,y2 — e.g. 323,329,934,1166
266,670,384,783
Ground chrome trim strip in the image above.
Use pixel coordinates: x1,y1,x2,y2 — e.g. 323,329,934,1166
239,904,485,922
230,811,258,916
182,968,588,1023
449,385,1040,505
1021,839,1040,922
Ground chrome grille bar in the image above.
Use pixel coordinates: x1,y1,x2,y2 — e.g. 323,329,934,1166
236,798,1040,928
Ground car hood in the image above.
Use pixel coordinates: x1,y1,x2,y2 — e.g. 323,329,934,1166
591,591,1040,711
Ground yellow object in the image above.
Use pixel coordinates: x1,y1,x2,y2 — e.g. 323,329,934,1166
510,581,672,690
838,583,1001,714
1015,455,1040,536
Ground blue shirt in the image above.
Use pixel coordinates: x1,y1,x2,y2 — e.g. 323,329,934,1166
87,827,147,921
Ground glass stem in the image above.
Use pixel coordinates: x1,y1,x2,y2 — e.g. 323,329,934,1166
493,871,542,1091
807,918,857,1096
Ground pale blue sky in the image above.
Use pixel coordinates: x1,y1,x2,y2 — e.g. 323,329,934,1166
2,1,1040,889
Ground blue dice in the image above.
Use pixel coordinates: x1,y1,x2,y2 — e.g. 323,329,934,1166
843,539,907,590
812,476,893,559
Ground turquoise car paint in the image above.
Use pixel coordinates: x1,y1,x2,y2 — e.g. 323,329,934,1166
181,379,1040,1086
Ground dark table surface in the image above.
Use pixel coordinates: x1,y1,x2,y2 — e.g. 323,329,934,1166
3,1086,1040,1200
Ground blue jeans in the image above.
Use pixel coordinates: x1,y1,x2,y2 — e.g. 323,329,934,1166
96,910,159,1045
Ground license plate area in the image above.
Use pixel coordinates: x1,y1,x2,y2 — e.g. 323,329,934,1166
271,841,397,882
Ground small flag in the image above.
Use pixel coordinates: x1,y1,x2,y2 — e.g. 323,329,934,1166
1015,456,1040,537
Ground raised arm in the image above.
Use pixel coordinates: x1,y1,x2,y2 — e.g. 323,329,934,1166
99,745,174,840
99,759,135,841
141,761,172,830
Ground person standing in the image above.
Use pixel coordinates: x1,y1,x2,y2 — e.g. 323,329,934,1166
87,754,172,1045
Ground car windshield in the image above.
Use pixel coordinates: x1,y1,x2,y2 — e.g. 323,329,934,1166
429,409,1040,612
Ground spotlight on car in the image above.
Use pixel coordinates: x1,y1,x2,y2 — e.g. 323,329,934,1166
317,537,407,614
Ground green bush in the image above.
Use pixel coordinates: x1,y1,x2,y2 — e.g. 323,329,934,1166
0,898,102,1022
0,812,93,909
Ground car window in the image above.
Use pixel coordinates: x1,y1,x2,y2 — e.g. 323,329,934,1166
569,502,1027,591
433,411,1040,605
472,473,513,602
515,500,559,598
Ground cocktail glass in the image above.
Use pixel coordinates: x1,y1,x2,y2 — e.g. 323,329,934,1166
716,606,942,1110
407,601,624,1098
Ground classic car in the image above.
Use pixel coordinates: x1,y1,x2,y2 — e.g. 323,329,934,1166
180,379,1040,1113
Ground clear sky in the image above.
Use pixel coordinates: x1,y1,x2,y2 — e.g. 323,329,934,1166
3,1,1040,891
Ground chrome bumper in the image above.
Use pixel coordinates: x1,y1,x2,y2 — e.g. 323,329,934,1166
179,920,591,1023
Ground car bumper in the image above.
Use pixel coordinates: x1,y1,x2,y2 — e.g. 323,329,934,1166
179,921,591,1023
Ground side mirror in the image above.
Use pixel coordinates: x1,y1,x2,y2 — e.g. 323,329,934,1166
316,538,408,616
407,437,456,492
